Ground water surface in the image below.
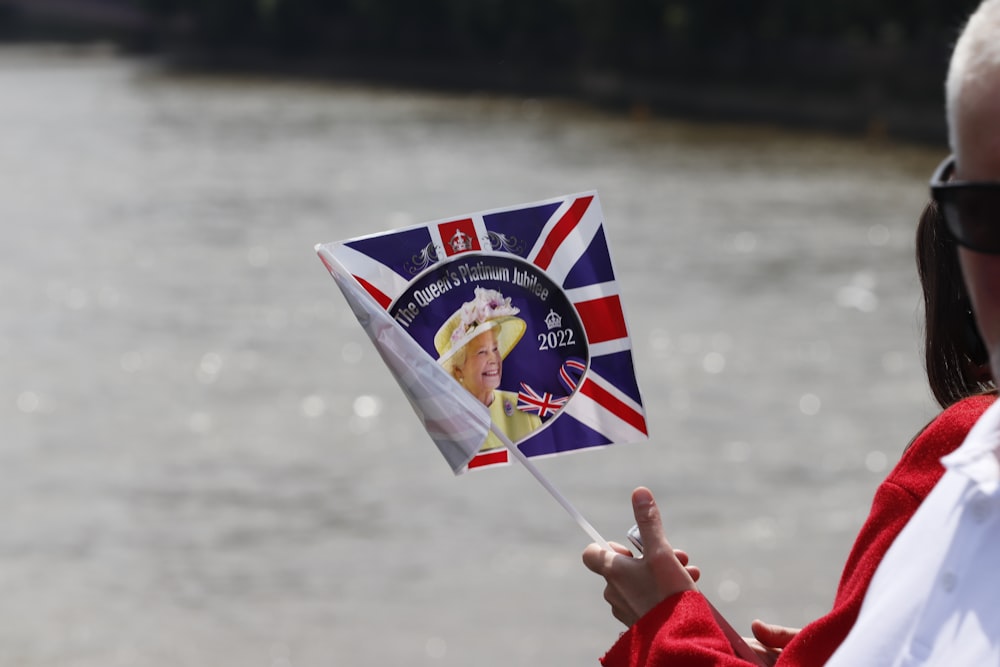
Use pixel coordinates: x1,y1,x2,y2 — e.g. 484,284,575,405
0,45,945,666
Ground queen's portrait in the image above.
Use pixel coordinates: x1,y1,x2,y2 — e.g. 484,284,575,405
435,287,542,451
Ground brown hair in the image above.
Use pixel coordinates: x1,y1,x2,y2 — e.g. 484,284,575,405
915,199,994,408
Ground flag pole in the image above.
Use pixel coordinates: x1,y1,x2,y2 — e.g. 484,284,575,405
489,422,613,551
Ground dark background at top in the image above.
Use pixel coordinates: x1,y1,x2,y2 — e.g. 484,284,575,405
0,0,982,142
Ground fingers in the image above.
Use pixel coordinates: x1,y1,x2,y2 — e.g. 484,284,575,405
583,489,698,627
582,542,615,575
750,619,801,650
672,549,701,581
742,637,782,667
584,543,701,581
631,486,669,557
604,583,640,627
609,541,633,557
582,545,641,627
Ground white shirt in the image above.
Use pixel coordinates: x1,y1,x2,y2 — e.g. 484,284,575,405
826,398,1000,666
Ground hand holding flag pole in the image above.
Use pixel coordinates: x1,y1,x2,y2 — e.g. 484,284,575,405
319,240,757,662
318,191,757,662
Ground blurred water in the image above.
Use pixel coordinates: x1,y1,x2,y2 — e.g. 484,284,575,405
0,45,947,666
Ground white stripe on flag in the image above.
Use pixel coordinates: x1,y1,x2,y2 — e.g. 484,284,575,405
471,214,490,249
588,339,634,357
563,369,647,444
528,195,605,286
586,369,645,414
322,242,412,302
563,280,621,303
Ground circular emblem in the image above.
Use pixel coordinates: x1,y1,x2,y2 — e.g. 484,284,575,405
389,253,589,447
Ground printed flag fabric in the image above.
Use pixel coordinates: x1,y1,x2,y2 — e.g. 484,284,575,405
316,191,648,471
318,251,491,474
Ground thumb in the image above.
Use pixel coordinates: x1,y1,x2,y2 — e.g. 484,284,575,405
751,619,800,650
632,487,669,556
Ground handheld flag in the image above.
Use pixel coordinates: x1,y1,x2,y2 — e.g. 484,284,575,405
316,191,647,471
317,196,762,660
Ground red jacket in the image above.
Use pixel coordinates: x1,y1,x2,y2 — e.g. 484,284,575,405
601,393,996,667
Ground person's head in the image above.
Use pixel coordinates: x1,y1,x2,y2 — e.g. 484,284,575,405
936,0,1000,383
435,286,527,405
450,329,502,404
916,199,993,407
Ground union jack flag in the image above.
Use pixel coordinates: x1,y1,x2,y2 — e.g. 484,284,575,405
517,383,568,418
317,191,647,471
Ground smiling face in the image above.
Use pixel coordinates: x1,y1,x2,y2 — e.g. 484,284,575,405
454,329,502,405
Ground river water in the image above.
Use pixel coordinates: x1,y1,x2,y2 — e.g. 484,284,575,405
0,45,947,666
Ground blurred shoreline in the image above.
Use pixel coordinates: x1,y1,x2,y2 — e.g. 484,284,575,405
153,50,947,146
0,0,950,146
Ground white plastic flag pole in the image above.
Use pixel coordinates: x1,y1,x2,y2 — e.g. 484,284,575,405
489,422,612,551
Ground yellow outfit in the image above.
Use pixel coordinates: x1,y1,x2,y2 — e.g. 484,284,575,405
480,390,543,451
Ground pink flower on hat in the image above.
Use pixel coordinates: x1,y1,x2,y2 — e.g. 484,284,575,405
450,287,520,345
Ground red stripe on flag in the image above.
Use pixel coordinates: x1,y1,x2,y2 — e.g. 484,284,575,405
355,275,392,310
575,295,628,344
579,379,648,435
468,449,509,469
533,195,593,270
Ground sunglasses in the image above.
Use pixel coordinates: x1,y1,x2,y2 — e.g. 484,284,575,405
930,154,1000,254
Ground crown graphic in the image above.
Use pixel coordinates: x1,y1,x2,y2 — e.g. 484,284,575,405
449,229,473,253
544,309,563,331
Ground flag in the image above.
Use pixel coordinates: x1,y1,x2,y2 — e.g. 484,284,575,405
317,249,491,474
316,191,647,471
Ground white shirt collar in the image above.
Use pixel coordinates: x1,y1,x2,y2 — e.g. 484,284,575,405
941,398,1000,493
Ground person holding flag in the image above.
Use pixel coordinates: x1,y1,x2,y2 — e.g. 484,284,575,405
580,16,1000,654
581,210,997,666
826,0,1000,661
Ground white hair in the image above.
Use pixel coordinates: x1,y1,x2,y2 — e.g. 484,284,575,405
946,0,1000,154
